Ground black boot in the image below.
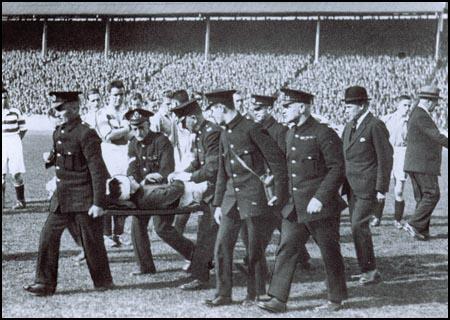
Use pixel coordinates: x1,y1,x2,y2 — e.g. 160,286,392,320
12,184,26,209
394,200,405,222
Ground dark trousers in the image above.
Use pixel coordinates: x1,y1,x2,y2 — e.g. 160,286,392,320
67,220,82,247
408,172,440,235
268,214,347,303
349,192,377,273
189,204,218,282
174,213,191,235
214,206,269,299
103,215,126,236
35,208,112,288
241,213,310,269
131,214,195,272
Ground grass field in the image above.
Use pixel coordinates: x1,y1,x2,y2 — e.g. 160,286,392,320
2,132,448,318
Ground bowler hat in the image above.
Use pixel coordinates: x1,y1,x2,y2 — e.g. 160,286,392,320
342,86,371,104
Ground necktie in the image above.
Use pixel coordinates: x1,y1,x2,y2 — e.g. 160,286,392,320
349,118,358,141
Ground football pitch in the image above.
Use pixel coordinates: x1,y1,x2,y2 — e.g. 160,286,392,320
2,132,448,318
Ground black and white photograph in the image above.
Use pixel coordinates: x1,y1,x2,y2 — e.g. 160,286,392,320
2,2,448,318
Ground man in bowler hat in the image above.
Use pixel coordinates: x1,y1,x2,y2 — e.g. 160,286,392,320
341,86,393,285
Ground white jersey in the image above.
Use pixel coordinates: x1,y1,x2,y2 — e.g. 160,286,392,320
383,111,408,147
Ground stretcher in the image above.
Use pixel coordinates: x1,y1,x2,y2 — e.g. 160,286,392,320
103,203,209,216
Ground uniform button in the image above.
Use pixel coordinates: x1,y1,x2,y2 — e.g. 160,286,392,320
61,130,65,134
141,144,145,148
233,174,237,178
67,152,72,155
56,178,61,182
244,150,248,154
56,166,60,170
143,168,147,171
230,144,234,148
57,141,62,145
308,156,312,159
295,134,299,138
235,187,240,192
291,160,297,164
293,187,298,191
198,131,202,135
237,207,240,211
228,129,232,133
198,149,202,153
291,147,296,151
57,153,61,157
143,156,146,160
292,173,297,177
230,160,235,164
200,161,205,165
196,137,200,141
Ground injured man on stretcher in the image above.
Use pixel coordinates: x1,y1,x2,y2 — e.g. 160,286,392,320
105,175,208,210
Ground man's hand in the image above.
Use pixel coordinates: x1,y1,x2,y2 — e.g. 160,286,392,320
214,207,222,225
172,172,192,182
43,152,50,162
376,192,386,203
267,196,278,207
167,172,177,184
88,205,105,218
144,173,164,184
307,197,323,214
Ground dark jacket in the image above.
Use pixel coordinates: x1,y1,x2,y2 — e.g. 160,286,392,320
131,181,185,210
185,120,221,203
342,112,393,199
404,106,448,176
282,116,347,222
213,114,288,219
49,116,109,213
127,131,174,183
262,116,288,154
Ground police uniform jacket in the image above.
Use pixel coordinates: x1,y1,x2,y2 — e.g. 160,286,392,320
342,112,393,199
213,114,288,219
282,116,347,222
49,116,109,213
262,116,288,154
185,120,221,203
404,106,448,176
127,131,174,183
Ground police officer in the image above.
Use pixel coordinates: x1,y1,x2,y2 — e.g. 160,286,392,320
125,108,196,275
203,90,288,307
169,98,221,290
250,94,311,269
258,89,348,313
341,86,393,285
24,92,113,296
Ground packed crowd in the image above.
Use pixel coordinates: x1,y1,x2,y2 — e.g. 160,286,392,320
2,19,448,128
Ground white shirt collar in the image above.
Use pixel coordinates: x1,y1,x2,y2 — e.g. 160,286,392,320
356,110,370,129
